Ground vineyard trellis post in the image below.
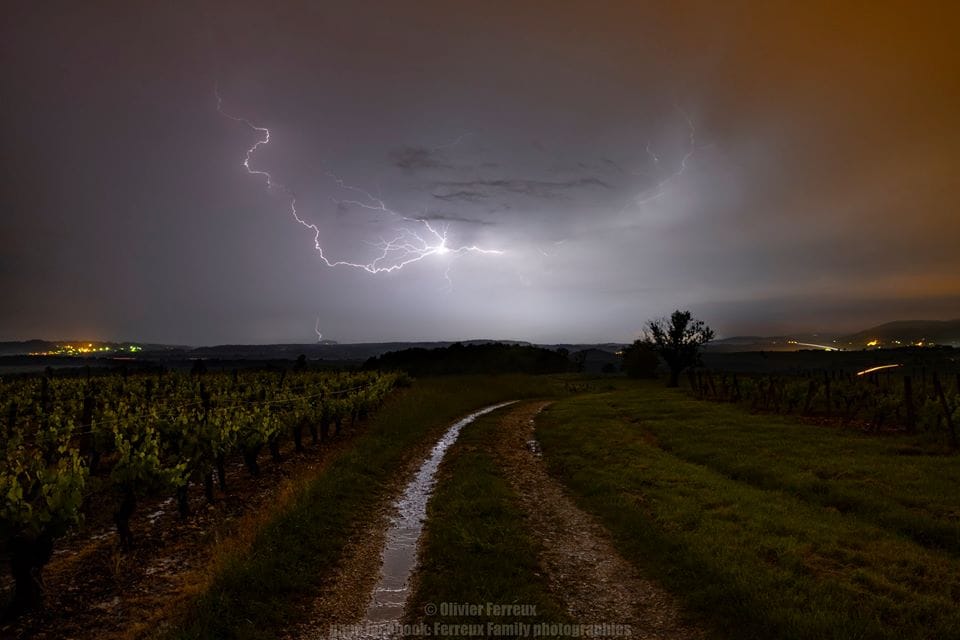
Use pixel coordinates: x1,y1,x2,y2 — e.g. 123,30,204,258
932,373,957,449
903,376,916,432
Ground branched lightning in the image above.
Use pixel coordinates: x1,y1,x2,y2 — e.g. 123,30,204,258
216,90,503,276
432,131,473,151
441,266,453,293
626,107,700,209
644,141,660,168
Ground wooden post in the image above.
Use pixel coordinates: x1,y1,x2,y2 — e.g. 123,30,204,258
803,379,817,415
824,372,832,416
932,373,957,448
903,376,916,432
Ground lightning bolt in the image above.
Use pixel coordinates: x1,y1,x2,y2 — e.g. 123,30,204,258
644,141,660,168
441,266,453,293
215,89,503,276
536,239,567,258
626,106,700,209
314,316,323,343
432,131,473,151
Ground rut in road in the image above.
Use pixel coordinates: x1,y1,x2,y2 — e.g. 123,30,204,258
495,401,703,640
285,402,515,640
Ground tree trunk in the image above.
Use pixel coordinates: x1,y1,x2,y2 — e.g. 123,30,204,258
115,490,137,551
203,472,215,502
176,484,190,518
89,447,102,476
667,368,680,388
242,446,261,476
216,454,227,492
293,422,304,452
6,533,54,617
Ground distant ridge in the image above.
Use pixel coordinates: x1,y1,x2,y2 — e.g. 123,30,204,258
838,319,960,348
6,319,960,359
0,340,181,357
705,334,840,353
707,319,960,352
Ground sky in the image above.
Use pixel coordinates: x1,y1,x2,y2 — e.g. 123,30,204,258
2,1,959,345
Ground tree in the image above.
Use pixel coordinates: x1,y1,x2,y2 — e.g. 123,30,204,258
646,310,715,387
621,341,659,378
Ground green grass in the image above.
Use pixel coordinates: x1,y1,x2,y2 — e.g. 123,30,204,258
405,406,571,635
611,388,960,554
166,375,564,640
536,381,960,640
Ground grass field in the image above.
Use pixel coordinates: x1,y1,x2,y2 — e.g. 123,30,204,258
405,405,571,630
166,375,565,640
537,380,960,640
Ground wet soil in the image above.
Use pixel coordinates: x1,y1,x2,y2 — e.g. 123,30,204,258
1,431,359,640
492,402,704,639
287,403,514,640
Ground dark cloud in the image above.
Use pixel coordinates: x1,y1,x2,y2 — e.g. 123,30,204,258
431,190,490,203
415,213,494,226
388,145,452,171
433,177,613,201
600,158,624,174
1,1,957,344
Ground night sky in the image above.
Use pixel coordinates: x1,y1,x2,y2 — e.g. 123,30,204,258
3,2,958,345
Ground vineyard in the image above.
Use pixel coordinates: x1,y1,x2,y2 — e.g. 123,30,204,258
688,365,960,446
0,367,400,616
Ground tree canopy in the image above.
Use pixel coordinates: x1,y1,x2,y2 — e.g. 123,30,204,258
646,310,714,387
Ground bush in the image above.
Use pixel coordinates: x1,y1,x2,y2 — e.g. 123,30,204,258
621,341,659,378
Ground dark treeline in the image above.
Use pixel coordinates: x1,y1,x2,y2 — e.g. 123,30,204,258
363,342,571,376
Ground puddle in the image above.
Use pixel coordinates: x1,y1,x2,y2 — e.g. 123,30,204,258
363,401,516,627
146,498,174,525
144,556,178,576
525,439,543,457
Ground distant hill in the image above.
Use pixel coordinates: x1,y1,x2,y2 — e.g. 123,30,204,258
7,320,959,363
363,342,571,375
0,340,180,356
838,320,960,349
706,319,960,352
0,339,624,371
188,339,534,362
0,340,54,356
704,334,841,353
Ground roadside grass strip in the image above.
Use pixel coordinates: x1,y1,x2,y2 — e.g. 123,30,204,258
168,376,563,640
406,406,572,637
536,383,960,640
615,385,960,555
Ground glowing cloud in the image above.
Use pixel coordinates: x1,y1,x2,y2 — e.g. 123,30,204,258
216,88,504,276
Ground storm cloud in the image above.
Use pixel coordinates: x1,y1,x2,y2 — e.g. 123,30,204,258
1,1,958,344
